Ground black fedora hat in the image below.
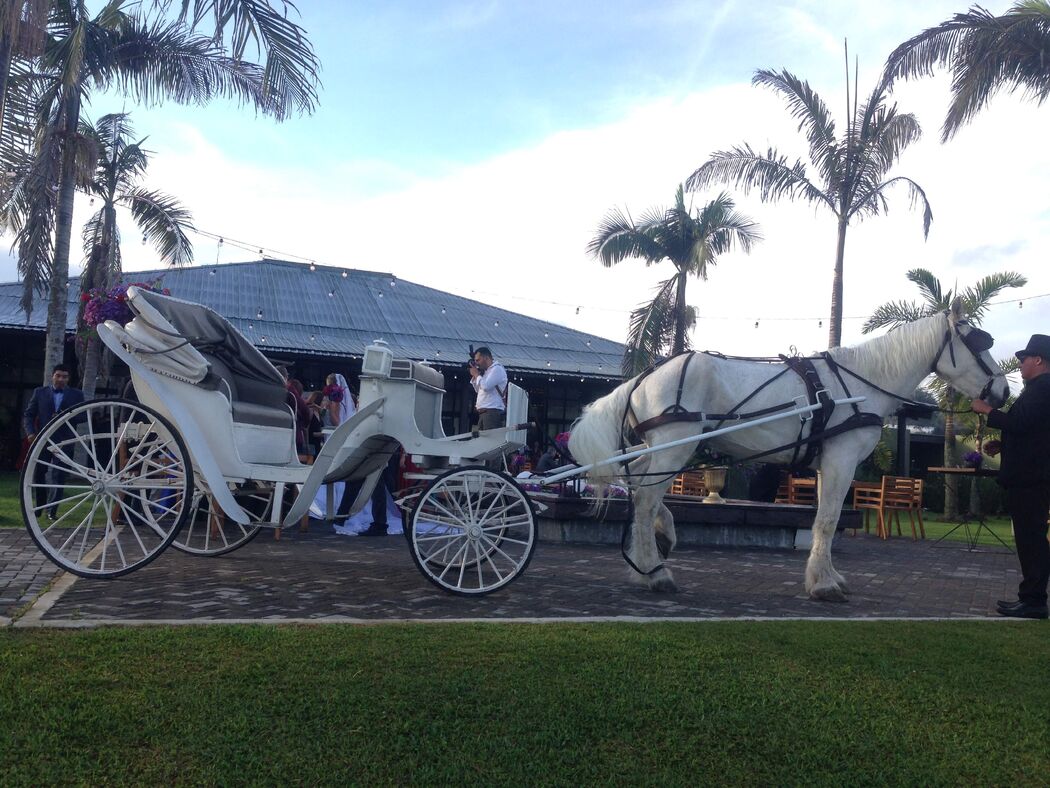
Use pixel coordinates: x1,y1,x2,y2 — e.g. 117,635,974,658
1015,334,1050,360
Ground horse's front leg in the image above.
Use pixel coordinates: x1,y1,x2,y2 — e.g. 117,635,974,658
627,483,678,592
805,461,856,603
654,502,677,560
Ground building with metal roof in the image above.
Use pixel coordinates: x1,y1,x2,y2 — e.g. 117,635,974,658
0,260,625,467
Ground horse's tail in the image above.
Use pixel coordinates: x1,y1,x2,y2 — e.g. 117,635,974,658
568,376,637,489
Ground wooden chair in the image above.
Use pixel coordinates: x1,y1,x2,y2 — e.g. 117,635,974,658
852,477,924,540
670,471,707,497
788,477,817,506
852,481,885,538
774,474,818,506
882,476,925,539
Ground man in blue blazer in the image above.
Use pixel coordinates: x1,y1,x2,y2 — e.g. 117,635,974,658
23,364,86,520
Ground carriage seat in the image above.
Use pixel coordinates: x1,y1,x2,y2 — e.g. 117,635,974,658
389,358,445,390
202,355,292,429
128,287,292,430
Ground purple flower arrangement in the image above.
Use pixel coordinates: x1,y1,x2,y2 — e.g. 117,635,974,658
963,450,983,468
82,280,169,328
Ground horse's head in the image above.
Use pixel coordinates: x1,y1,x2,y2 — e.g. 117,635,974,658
930,298,1009,408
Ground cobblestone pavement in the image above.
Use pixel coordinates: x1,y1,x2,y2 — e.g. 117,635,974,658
2,522,1023,624
0,530,63,619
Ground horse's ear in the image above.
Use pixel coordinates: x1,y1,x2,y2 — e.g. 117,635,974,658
948,296,966,323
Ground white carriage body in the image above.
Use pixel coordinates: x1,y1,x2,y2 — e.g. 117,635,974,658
97,286,528,526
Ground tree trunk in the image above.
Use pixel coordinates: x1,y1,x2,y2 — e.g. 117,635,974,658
0,27,12,143
942,387,960,519
41,88,82,384
671,269,688,355
80,335,101,399
827,215,847,348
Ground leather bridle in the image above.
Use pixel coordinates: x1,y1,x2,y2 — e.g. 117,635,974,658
930,314,1000,401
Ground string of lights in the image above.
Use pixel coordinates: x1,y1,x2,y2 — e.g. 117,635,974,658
185,226,1049,325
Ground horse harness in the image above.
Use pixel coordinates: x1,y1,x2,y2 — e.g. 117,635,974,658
623,313,999,474
626,351,884,472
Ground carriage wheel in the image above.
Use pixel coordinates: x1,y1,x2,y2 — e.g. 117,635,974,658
168,480,270,557
408,466,536,595
20,398,193,578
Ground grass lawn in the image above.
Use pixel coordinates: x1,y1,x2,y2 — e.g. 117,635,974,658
1,622,1048,784
0,471,19,528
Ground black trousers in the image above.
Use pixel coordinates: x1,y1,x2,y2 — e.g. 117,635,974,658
1005,484,1050,605
33,447,67,519
335,451,399,527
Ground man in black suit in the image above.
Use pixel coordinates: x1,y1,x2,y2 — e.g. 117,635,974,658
973,334,1050,620
23,364,86,521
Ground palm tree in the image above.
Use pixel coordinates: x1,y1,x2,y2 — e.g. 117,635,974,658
863,268,1027,518
75,112,193,398
0,0,319,143
883,1,1050,141
685,64,933,348
5,0,305,386
588,186,760,375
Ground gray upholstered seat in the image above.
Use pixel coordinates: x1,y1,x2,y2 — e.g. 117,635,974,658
133,290,292,431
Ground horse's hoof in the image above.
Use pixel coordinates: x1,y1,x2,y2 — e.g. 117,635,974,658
655,531,673,560
809,584,849,603
649,569,678,593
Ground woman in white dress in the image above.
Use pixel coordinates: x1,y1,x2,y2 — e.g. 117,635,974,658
310,374,356,520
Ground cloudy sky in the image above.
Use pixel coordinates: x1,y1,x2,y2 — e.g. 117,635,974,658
3,0,1048,372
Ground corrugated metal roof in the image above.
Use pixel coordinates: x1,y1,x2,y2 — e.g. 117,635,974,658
0,259,624,378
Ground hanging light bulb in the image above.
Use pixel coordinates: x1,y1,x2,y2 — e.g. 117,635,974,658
218,237,224,246
818,320,823,328
546,361,551,367
89,197,94,206
141,234,147,245
258,248,264,255
754,321,759,329
441,307,446,314
341,271,348,278
575,306,580,315
210,269,216,276
585,340,591,347
390,279,396,287
260,336,266,343
328,290,334,297
256,309,263,319
309,263,316,272
1019,301,1023,309
494,320,500,327
310,334,315,341
248,323,253,330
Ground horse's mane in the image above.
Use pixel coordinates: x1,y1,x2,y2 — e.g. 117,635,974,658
827,312,944,382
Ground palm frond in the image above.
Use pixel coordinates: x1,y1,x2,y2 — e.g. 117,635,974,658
622,275,680,376
587,206,667,267
91,17,278,117
862,300,929,333
752,68,841,181
905,268,948,309
883,3,1050,140
120,186,194,265
849,175,932,237
174,0,320,115
685,145,832,209
961,271,1028,322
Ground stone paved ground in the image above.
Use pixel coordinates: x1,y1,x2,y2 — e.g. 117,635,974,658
2,522,1022,624
0,530,62,619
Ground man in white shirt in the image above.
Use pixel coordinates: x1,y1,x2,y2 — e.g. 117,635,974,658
469,346,507,431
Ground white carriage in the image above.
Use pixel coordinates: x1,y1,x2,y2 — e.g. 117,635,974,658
20,286,536,595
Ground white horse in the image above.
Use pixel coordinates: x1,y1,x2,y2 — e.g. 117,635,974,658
568,299,1009,601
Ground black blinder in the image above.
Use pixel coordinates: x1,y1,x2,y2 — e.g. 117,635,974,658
962,328,994,354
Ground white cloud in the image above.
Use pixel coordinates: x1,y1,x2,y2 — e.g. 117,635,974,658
5,67,1048,375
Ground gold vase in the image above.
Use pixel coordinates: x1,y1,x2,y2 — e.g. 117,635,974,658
702,466,728,504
